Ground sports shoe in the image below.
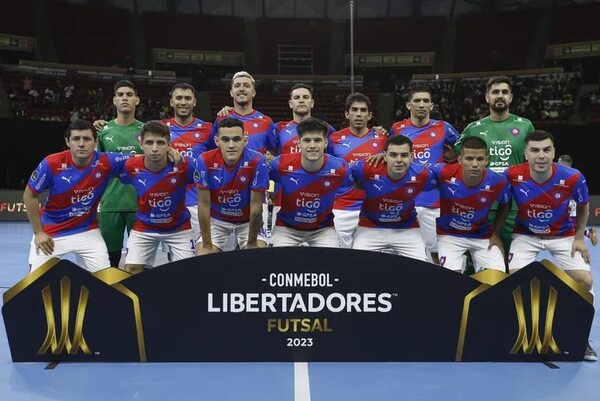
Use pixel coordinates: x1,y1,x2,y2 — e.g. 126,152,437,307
584,342,597,362
586,227,598,246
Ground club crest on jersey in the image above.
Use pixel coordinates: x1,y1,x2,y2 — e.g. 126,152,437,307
323,180,331,187
511,128,520,136
372,142,379,147
480,197,487,203
554,192,562,199
430,132,436,137
406,188,414,194
95,173,102,179
195,133,200,138
170,178,177,184
253,123,258,128
240,176,247,182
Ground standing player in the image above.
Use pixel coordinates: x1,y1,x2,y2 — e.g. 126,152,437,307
268,118,352,247
455,76,535,257
328,92,387,248
164,82,213,242
23,120,131,272
506,130,596,361
390,86,460,263
120,121,198,274
195,117,268,255
97,80,144,267
558,154,598,246
210,71,276,154
351,135,435,260
432,137,511,273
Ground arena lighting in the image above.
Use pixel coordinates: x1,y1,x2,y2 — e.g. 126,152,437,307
349,0,355,93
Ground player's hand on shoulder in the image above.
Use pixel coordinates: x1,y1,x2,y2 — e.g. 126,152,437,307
167,147,182,164
372,126,389,137
93,120,107,131
34,232,54,256
365,152,385,167
217,106,233,117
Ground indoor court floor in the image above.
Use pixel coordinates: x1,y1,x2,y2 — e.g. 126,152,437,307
0,221,598,401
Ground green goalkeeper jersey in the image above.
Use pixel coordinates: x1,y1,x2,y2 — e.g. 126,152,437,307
97,119,144,211
455,113,534,173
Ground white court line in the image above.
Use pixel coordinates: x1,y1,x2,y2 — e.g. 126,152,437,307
294,362,311,401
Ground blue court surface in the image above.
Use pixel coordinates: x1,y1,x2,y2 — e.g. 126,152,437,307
0,221,598,401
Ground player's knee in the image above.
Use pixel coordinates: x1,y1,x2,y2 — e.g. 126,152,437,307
124,264,144,275
576,274,593,292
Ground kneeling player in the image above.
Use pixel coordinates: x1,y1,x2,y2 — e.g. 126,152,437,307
120,121,198,274
24,119,131,272
268,118,352,247
195,117,268,255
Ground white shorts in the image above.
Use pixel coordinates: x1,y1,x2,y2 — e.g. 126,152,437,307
262,204,280,244
508,234,591,272
352,227,427,261
197,218,266,250
187,206,200,243
416,206,439,254
333,209,360,249
29,229,109,273
125,229,195,266
272,226,339,248
438,235,505,273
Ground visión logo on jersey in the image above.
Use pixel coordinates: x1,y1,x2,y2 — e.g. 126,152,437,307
37,277,92,355
510,277,560,355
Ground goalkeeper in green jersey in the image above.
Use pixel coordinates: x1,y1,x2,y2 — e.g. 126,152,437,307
455,76,535,260
97,80,144,267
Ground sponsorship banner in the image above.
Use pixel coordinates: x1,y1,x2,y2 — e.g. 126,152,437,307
0,190,46,221
3,248,593,362
588,195,600,225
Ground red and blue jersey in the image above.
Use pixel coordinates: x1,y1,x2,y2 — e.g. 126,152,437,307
273,120,335,206
506,163,589,237
196,148,268,223
120,157,199,233
275,120,336,155
27,150,130,237
268,154,352,230
327,128,387,211
210,110,276,154
390,119,459,208
164,117,213,207
431,163,510,238
351,160,435,229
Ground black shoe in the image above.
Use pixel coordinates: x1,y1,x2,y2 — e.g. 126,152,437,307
584,342,597,362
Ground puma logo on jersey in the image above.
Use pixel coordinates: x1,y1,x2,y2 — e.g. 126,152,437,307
373,184,383,192
479,131,488,137
213,176,223,183
105,136,114,142
138,179,147,187
519,188,530,197
448,188,457,195
61,176,72,184
289,177,300,186
341,142,351,148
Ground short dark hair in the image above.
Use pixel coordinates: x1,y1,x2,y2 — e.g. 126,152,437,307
460,136,487,153
141,120,170,140
407,85,432,101
170,82,196,96
218,117,245,134
345,92,372,113
113,80,137,95
525,130,555,146
384,135,413,152
289,83,314,98
558,154,573,166
297,117,328,138
65,119,96,140
486,76,512,93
